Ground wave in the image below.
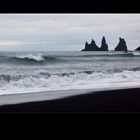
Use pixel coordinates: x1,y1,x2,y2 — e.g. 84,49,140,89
5,54,61,65
1,68,140,94
15,53,45,61
14,53,59,63
0,51,140,65
79,51,140,57
132,51,140,56
13,51,140,62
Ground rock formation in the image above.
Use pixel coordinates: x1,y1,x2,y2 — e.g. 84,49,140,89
100,36,108,51
82,39,100,51
135,46,140,51
82,36,108,51
115,37,127,52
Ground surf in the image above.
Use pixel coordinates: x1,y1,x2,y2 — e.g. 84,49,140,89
1,69,140,95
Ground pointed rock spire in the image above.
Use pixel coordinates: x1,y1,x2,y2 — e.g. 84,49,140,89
85,42,89,49
100,36,108,51
115,37,127,51
91,39,95,44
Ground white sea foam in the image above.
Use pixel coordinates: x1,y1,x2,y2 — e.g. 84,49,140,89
132,51,140,56
0,70,140,95
0,51,140,96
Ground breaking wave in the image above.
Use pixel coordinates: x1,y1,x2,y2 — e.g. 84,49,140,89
132,51,140,56
15,53,45,61
1,69,140,94
0,53,61,65
0,51,140,65
0,51,140,95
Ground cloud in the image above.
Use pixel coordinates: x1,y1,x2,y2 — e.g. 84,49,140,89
0,40,25,46
0,40,48,47
0,14,140,36
0,14,140,50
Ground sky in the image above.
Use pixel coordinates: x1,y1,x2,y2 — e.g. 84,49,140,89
0,14,140,51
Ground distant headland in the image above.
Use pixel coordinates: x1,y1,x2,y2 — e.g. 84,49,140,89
82,36,140,52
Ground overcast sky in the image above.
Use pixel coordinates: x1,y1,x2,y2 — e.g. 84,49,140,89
0,14,140,51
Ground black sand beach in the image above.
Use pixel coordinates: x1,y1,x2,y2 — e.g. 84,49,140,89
0,87,140,112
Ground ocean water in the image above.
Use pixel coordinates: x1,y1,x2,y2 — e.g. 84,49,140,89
0,51,140,95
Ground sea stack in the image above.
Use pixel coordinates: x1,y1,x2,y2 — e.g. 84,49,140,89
135,46,140,51
115,37,128,51
100,36,108,51
82,36,109,51
82,39,100,51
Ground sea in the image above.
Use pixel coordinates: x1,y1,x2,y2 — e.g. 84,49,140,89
0,51,140,95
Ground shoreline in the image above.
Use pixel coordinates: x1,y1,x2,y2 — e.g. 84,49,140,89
0,85,139,106
0,87,140,112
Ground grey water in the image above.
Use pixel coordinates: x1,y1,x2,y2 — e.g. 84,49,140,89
0,51,140,95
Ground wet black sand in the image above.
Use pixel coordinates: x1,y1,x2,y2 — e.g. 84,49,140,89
0,87,140,112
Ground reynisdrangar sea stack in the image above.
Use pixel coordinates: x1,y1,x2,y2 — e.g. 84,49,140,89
82,36,108,51
100,36,109,51
115,37,128,52
82,37,128,51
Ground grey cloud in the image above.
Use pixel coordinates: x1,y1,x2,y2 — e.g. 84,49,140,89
0,14,140,51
